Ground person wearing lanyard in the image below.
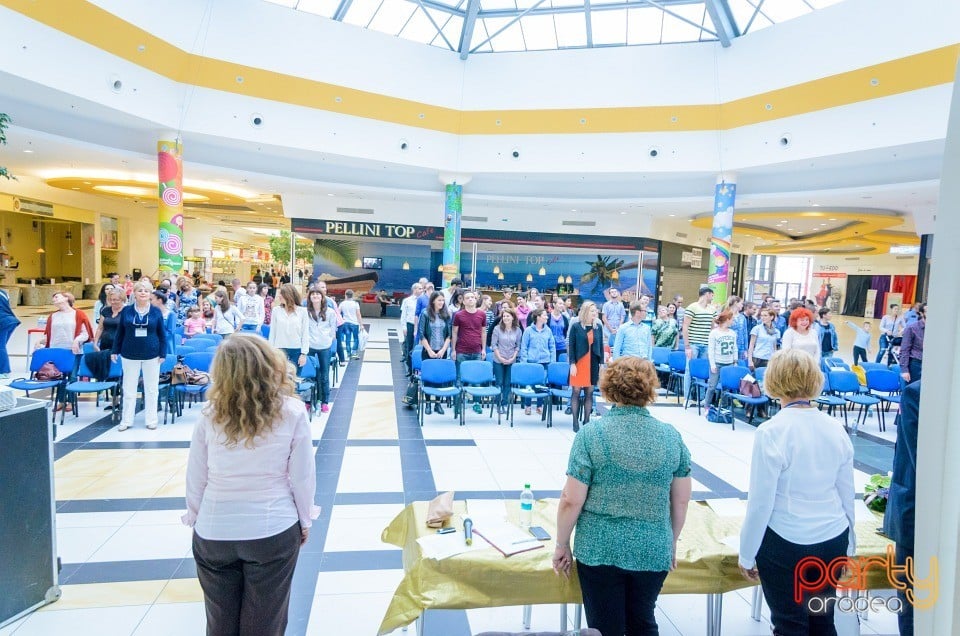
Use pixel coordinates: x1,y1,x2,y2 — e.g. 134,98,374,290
112,281,167,431
739,349,855,635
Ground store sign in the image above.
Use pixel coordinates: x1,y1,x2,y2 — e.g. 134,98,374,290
319,221,435,240
816,272,848,279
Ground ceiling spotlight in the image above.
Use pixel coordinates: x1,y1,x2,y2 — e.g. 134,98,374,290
829,218,837,221
36,247,45,254
23,149,34,154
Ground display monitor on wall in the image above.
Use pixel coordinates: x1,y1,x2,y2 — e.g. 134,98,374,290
362,257,382,270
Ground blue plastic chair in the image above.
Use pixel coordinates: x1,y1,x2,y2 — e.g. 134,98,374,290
829,370,881,433
189,333,223,344
157,357,180,425
296,355,318,419
685,358,711,414
459,360,501,426
411,348,423,375
188,339,218,351
260,324,270,339
813,372,846,416
508,363,550,428
63,356,120,425
652,347,671,371
418,359,459,426
557,352,568,363
10,348,77,435
174,351,215,408
718,365,769,428
665,351,687,403
546,361,572,426
866,369,901,431
859,362,889,374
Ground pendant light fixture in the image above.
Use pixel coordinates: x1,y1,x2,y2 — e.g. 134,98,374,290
402,261,410,270
538,266,546,276
565,275,573,284
557,274,564,284
525,273,533,282
354,258,362,268
65,230,74,256
493,265,501,275
497,272,505,280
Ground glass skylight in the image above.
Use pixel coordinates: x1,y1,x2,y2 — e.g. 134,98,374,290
262,0,847,54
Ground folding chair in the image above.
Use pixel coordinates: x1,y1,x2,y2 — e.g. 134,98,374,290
418,359,459,426
296,355,319,419
508,363,550,428
829,370,881,434
685,358,710,414
62,356,121,425
718,365,770,428
10,347,77,437
866,369,901,432
547,361,572,426
174,351,215,409
460,360,501,426
665,351,687,403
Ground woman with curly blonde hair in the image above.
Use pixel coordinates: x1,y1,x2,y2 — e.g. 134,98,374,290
553,356,692,636
184,333,318,636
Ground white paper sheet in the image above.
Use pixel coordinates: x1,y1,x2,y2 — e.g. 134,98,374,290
416,531,487,560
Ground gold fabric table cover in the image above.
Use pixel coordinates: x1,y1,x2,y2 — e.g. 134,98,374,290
378,499,893,635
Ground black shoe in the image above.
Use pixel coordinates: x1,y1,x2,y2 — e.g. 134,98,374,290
564,406,572,415
425,403,432,415
573,422,580,433
434,403,444,416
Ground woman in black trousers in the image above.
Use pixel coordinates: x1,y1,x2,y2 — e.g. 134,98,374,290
184,334,318,635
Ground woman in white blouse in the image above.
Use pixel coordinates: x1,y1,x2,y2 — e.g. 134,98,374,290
211,287,244,336
268,283,309,368
184,333,318,636
739,348,855,635
779,307,820,362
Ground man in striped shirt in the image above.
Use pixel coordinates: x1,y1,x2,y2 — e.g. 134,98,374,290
682,286,717,400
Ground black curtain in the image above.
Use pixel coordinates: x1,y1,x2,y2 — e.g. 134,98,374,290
871,275,891,318
842,275,871,316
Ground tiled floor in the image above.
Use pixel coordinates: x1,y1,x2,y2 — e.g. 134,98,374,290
1,310,902,635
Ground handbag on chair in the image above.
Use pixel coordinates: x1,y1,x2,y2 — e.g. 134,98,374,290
738,378,761,398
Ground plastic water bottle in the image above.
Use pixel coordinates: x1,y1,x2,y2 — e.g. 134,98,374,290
519,483,534,528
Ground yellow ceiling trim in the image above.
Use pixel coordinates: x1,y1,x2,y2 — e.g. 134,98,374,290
2,0,957,135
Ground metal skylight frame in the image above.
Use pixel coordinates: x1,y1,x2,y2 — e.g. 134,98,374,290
264,0,845,55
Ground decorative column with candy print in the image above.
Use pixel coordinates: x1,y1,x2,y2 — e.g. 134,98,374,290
441,182,462,289
707,176,735,305
157,139,184,275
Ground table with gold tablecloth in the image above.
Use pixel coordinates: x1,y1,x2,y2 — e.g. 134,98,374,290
378,498,894,635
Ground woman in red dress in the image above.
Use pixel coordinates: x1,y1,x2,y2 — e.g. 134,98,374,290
568,301,604,432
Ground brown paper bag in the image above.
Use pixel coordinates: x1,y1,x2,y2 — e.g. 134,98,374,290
425,491,455,528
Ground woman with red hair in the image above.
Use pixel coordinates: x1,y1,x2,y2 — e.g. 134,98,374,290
780,307,820,361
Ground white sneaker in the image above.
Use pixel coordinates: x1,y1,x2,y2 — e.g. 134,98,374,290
118,423,130,431
146,423,157,430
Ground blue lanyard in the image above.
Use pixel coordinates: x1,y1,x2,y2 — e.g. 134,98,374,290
784,400,811,408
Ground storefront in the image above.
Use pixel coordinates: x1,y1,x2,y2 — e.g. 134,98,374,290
292,218,660,307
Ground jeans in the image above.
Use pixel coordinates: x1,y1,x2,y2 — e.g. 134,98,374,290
309,348,332,404
492,361,512,406
0,321,18,374
755,526,848,636
193,522,301,636
683,342,709,399
908,358,922,383
342,323,360,356
455,352,482,383
335,324,347,363
282,348,303,369
120,356,160,428
704,361,734,409
894,543,915,636
852,346,867,367
403,322,415,374
577,561,668,636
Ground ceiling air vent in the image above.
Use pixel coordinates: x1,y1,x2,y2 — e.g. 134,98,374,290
895,255,914,260
462,216,488,222
844,257,860,261
336,207,374,215
562,220,596,227
675,232,688,239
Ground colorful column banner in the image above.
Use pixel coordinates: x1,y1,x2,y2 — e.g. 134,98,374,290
157,139,184,274
441,183,462,289
708,180,735,305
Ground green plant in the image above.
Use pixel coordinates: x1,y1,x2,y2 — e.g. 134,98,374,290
268,230,315,264
0,113,14,180
863,474,891,513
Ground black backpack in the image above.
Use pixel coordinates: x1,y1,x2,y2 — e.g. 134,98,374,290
402,376,419,408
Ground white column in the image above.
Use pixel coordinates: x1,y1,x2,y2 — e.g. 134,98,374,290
915,56,960,634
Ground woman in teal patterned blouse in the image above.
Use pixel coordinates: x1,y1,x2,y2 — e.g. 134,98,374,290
553,356,692,636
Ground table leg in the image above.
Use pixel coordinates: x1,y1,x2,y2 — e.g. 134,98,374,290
574,604,582,630
706,593,723,636
416,612,425,636
522,604,531,630
706,595,713,636
751,586,762,621
560,604,567,630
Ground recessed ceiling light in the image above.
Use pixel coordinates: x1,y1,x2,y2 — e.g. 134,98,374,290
571,209,577,212
620,212,626,215
668,214,676,217
811,203,821,207
829,218,837,221
82,181,91,185
71,187,80,190
327,193,334,197
23,149,33,153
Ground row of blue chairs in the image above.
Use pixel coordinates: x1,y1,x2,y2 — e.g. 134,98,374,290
416,357,583,428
